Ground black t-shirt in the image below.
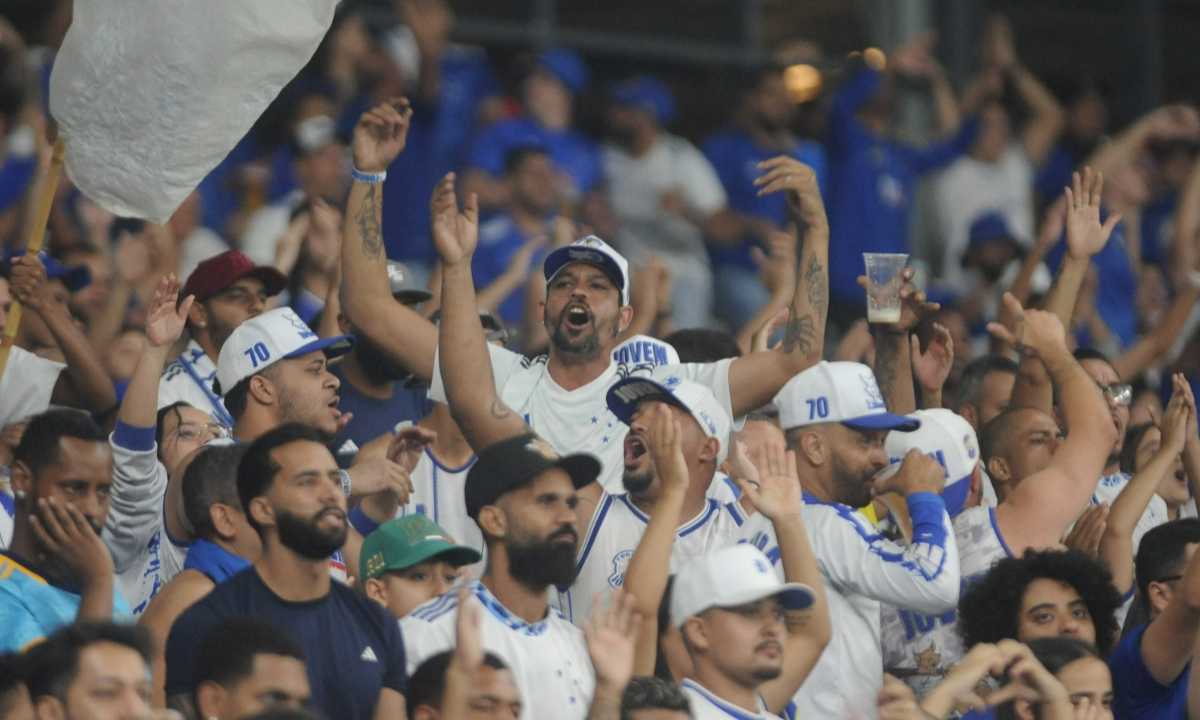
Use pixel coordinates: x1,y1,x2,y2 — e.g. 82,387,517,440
165,567,406,720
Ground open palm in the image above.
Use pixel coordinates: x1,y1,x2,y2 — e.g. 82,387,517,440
1065,167,1120,260
430,174,479,266
145,275,192,349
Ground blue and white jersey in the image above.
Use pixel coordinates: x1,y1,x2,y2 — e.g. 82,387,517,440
555,492,746,625
737,492,958,720
879,505,1010,700
158,340,232,425
680,679,792,720
402,579,593,720
397,447,486,576
1092,471,1167,553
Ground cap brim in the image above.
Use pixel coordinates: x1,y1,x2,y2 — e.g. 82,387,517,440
942,475,972,517
555,453,602,490
394,290,434,305
242,266,289,298
606,379,691,427
56,264,93,292
285,333,356,360
544,247,627,303
409,543,483,570
843,413,921,432
680,583,817,626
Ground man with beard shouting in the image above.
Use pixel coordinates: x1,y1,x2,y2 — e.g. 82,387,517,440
164,424,408,720
340,98,830,496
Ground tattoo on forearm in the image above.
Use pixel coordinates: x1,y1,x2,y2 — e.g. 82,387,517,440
874,329,900,407
356,185,384,259
782,302,818,358
804,254,828,314
489,396,513,420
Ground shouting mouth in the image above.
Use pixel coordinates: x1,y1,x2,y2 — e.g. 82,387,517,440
625,434,648,468
563,304,591,332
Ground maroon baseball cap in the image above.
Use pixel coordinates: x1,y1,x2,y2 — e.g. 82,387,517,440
182,251,288,302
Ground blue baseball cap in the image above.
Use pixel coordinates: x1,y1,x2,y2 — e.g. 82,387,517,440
610,75,676,127
4,250,92,292
543,236,630,305
536,48,590,95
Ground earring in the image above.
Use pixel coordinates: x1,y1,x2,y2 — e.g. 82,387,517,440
15,490,25,499
199,322,207,328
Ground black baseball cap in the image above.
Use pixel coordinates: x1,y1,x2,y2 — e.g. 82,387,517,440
464,433,600,519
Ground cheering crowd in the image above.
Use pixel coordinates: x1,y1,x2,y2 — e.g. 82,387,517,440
5,3,1200,720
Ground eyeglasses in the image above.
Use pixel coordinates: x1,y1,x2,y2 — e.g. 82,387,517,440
172,421,233,442
1101,383,1132,407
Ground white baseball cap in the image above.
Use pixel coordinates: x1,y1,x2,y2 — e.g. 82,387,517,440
543,236,630,305
606,376,732,464
671,544,816,627
215,307,354,395
884,408,980,516
775,361,921,433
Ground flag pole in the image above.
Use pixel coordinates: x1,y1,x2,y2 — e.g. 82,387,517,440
0,136,66,386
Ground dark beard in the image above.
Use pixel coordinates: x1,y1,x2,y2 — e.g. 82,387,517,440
623,468,654,495
830,451,875,508
507,526,580,590
276,507,347,560
354,336,411,384
545,305,617,359
205,309,237,356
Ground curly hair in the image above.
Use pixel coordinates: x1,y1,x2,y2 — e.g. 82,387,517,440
958,549,1124,656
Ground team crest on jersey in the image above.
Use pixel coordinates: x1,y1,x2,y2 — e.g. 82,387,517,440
963,435,977,460
608,550,633,588
861,374,887,410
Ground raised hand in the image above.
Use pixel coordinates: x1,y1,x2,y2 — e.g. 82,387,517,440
1061,503,1108,557
388,425,438,473
351,98,413,174
911,323,954,394
9,253,51,312
347,456,414,505
430,173,480,267
1175,373,1199,444
737,442,802,522
30,497,114,588
646,403,688,496
724,439,762,488
858,267,939,335
449,573,484,675
752,228,799,297
987,293,1067,359
1064,167,1121,261
922,642,1011,715
145,275,194,349
583,588,642,694
985,641,1070,709
878,675,926,720
1162,383,1191,454
754,156,825,227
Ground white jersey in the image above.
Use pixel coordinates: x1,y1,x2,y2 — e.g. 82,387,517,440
738,494,959,720
1092,471,1168,553
0,492,13,552
158,340,232,425
680,679,789,720
402,580,594,720
556,493,747,625
879,505,1011,699
396,448,486,575
431,345,736,493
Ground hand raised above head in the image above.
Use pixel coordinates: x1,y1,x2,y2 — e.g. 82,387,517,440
352,98,413,174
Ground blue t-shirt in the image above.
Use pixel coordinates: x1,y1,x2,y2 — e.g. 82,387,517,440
701,129,826,272
329,362,431,469
1111,623,1188,719
468,116,602,198
824,67,980,301
1044,208,1138,348
0,552,133,652
165,567,406,720
1140,193,1177,273
473,213,550,328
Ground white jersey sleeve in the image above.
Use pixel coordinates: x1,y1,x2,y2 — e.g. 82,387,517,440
0,347,65,427
103,422,167,574
429,343,533,408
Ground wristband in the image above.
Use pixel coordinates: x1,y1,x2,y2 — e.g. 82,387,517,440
352,167,387,184
339,469,353,498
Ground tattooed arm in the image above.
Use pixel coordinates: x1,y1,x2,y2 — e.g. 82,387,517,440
430,175,529,451
340,99,441,384
727,157,829,418
865,268,939,414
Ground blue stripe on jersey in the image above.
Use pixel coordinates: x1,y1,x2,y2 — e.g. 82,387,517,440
725,501,747,527
412,589,459,621
677,500,719,538
988,507,1014,558
808,495,950,582
682,680,772,720
574,495,614,573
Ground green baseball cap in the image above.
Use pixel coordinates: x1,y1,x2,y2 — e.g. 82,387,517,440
360,515,482,581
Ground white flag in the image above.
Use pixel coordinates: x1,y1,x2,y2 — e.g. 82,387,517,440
49,0,338,224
